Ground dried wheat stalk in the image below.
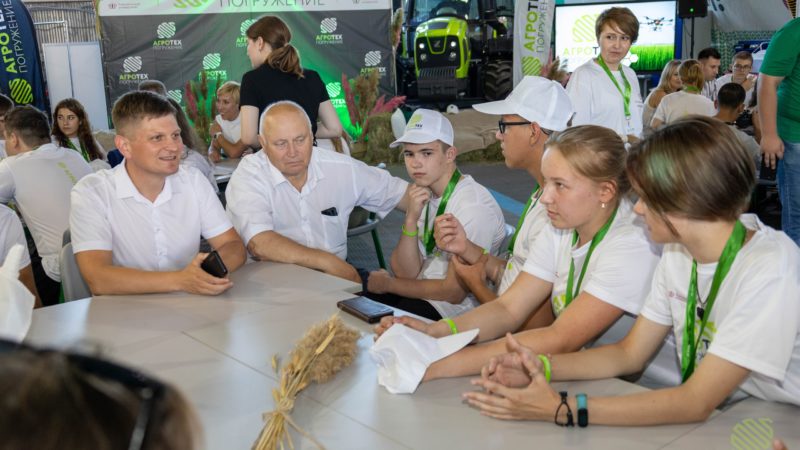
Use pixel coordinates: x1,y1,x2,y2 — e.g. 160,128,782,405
252,314,360,450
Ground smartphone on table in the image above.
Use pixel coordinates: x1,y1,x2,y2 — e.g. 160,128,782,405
337,296,394,324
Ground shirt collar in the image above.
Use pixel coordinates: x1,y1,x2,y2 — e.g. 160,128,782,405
114,160,179,205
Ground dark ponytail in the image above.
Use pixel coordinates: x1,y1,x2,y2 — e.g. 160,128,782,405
246,16,304,79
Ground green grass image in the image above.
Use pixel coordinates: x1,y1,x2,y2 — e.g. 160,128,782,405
630,44,675,72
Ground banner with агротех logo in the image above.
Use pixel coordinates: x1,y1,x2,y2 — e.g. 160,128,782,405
512,0,555,87
97,0,393,136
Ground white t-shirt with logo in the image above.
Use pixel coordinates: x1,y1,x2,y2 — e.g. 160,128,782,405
498,193,548,295
216,114,241,144
522,199,662,345
652,91,717,126
0,143,92,281
640,215,800,405
416,174,506,318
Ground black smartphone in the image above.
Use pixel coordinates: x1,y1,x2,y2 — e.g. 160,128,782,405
201,250,228,278
337,296,394,324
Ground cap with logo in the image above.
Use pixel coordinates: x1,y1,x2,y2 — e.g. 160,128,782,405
472,76,574,132
390,108,454,148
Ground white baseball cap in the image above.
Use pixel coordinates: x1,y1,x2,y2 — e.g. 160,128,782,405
473,76,574,132
390,108,454,148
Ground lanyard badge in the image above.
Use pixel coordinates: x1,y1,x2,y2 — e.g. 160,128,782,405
423,169,462,255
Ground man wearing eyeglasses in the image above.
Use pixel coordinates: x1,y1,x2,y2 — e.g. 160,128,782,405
714,51,757,108
433,76,574,311
364,108,505,320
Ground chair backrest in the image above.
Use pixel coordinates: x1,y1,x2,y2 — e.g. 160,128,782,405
498,223,516,258
60,242,92,301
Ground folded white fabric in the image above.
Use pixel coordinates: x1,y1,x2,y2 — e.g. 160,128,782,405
370,324,479,394
0,244,35,342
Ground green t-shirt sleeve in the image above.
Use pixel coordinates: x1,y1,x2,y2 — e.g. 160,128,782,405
760,18,800,77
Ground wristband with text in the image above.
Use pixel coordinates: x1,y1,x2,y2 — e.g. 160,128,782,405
537,354,551,383
576,393,588,428
401,224,419,237
442,318,458,335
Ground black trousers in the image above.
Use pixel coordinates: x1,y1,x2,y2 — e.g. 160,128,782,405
30,251,61,306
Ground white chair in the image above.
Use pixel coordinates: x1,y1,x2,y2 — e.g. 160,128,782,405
60,242,91,301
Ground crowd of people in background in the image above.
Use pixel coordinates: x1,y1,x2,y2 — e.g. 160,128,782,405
0,10,798,449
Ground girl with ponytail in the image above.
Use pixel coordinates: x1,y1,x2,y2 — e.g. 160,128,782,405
239,16,342,147
650,59,716,129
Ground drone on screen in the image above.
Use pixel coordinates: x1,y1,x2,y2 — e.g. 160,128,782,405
643,16,674,32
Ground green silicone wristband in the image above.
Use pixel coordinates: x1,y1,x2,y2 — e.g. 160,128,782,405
401,224,418,237
538,354,552,383
442,318,458,335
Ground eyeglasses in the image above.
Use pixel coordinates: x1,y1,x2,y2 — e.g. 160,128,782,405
498,120,531,134
0,339,165,450
733,64,752,71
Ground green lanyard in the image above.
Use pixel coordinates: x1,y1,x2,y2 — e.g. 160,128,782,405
66,138,90,162
564,206,618,307
683,86,701,93
423,168,462,255
680,220,747,382
597,55,632,119
508,184,540,254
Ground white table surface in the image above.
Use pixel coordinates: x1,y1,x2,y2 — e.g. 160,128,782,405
24,262,797,449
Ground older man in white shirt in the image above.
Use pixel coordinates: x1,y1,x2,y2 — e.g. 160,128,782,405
70,91,247,296
225,101,409,283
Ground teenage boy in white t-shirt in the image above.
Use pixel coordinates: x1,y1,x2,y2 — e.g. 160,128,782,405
70,91,247,296
0,106,92,306
434,76,574,307
209,81,250,162
365,109,506,320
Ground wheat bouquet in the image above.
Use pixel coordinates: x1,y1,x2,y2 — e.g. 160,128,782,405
253,314,360,450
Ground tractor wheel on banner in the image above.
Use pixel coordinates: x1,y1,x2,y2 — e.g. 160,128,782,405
483,60,512,101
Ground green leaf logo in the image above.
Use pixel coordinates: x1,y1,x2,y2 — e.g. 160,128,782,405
522,57,543,76
572,14,599,43
730,417,774,450
240,19,256,36
325,82,342,98
157,22,176,39
203,53,221,70
9,78,33,105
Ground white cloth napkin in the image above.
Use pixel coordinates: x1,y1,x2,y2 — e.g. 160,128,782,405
370,324,479,394
0,244,35,342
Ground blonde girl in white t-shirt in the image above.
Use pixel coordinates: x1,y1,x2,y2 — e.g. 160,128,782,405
463,116,800,426
375,125,662,382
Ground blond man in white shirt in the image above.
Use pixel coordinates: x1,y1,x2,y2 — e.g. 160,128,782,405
70,91,246,296
226,101,409,283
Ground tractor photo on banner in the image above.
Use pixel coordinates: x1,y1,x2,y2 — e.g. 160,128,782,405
96,0,394,138
0,0,48,112
395,0,515,101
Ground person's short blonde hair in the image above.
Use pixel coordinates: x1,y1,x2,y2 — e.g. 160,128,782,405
216,81,241,107
627,116,755,235
678,59,705,92
545,125,631,202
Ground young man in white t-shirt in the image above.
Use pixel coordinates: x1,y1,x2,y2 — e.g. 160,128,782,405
715,82,761,167
70,91,247,296
0,204,40,307
365,109,506,320
433,76,574,309
714,51,757,108
209,81,250,162
0,106,92,306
